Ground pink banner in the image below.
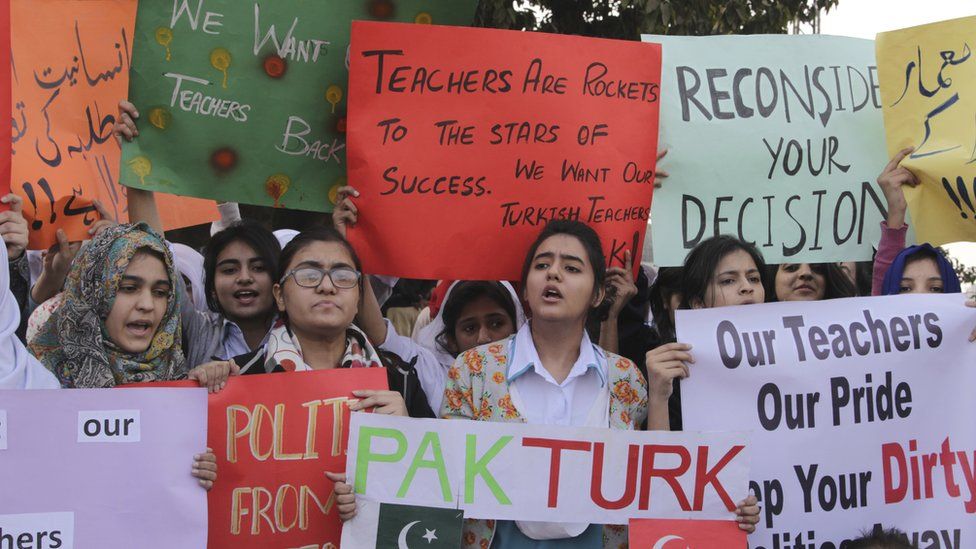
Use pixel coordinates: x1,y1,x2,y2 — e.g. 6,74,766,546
0,388,208,547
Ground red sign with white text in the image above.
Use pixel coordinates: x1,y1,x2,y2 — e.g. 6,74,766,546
347,22,661,280
629,518,746,548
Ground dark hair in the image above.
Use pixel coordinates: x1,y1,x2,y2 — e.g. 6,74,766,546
765,262,857,301
680,235,766,309
649,266,683,342
848,527,918,549
203,220,281,313
277,226,363,283
275,226,364,326
435,281,518,355
382,279,437,314
519,220,607,315
904,246,940,268
853,260,873,296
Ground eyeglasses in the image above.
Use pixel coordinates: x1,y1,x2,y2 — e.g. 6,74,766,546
280,266,361,289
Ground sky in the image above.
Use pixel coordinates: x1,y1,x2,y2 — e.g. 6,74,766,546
819,1,976,271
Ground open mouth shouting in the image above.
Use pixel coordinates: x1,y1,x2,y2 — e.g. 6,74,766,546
541,285,563,303
233,289,260,306
126,319,154,338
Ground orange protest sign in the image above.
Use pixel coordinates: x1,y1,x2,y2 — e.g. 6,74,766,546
9,0,217,249
347,22,661,280
0,0,9,203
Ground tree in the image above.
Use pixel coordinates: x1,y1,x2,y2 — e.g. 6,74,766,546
939,247,976,287
474,0,839,40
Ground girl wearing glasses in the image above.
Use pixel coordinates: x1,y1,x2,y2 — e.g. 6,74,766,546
222,226,432,418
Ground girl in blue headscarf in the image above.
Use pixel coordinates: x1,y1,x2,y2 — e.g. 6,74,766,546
874,148,976,342
874,148,963,296
880,243,961,296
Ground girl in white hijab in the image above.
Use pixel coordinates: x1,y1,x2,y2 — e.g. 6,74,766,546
0,241,60,389
170,243,207,312
358,279,525,413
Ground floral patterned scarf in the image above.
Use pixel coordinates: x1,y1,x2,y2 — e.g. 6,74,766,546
264,320,382,372
30,223,186,387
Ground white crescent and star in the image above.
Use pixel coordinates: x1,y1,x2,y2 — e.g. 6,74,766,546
396,520,439,548
651,534,690,549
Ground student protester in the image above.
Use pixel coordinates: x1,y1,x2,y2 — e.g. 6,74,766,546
634,266,684,430
331,185,525,413
874,147,965,296
873,148,976,338
646,235,764,535
194,219,281,362
191,226,433,418
0,239,59,389
837,260,874,296
331,221,759,544
382,278,436,337
765,262,857,301
172,243,207,312
26,223,218,488
115,101,282,366
645,235,767,432
364,278,522,414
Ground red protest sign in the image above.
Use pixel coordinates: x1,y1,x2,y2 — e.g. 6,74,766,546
161,368,388,549
629,518,746,548
347,22,660,281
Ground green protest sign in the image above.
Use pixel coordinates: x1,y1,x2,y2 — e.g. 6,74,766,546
643,35,900,266
121,1,476,211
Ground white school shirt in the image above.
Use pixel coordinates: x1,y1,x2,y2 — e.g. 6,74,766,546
506,323,608,427
219,318,274,360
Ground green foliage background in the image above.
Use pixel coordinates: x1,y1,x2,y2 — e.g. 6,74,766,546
474,0,839,38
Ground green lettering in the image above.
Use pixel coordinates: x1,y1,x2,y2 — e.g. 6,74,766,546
397,431,453,502
465,434,512,504
354,426,407,494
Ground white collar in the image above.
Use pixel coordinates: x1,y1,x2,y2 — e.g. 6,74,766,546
507,323,606,387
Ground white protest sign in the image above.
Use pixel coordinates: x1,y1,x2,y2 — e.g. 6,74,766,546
643,34,904,266
678,294,976,548
344,413,749,528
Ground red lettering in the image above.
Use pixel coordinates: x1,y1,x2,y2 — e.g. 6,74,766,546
693,445,743,511
882,441,908,503
590,443,639,510
640,444,691,511
522,437,592,507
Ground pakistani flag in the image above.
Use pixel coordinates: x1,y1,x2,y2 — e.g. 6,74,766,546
374,503,464,548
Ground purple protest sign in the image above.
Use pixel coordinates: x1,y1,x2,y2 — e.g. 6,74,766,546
0,388,208,547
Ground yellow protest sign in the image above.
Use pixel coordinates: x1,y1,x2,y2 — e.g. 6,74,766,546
877,16,976,245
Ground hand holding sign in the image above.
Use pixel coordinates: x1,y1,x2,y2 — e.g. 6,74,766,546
0,194,29,259
875,147,920,230
332,185,362,238
347,22,661,280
